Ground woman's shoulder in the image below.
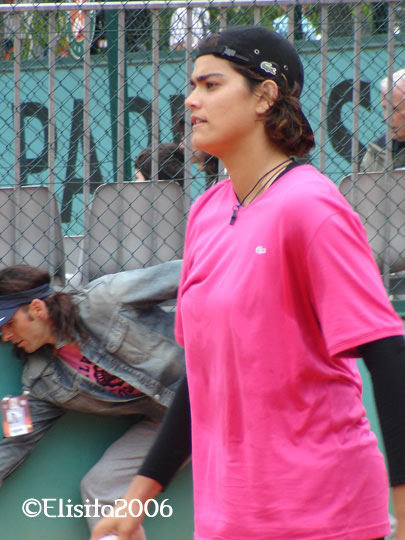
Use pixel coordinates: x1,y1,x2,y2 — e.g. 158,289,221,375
279,164,359,229
285,163,335,187
282,165,348,207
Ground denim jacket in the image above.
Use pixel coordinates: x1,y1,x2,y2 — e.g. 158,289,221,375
0,260,185,484
22,259,185,409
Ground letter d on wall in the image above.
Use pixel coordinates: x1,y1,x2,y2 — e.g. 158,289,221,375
19,102,50,185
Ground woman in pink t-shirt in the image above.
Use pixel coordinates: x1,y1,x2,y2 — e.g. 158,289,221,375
92,26,405,540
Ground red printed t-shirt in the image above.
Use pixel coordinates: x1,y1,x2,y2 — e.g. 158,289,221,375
58,343,141,397
175,165,404,540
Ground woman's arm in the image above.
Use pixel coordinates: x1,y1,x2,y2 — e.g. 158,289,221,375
360,335,405,485
360,335,405,539
393,485,405,540
138,374,191,486
90,375,191,540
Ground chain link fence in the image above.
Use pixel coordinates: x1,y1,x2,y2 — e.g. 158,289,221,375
0,0,404,296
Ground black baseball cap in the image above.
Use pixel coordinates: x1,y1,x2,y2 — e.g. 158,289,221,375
197,26,305,95
0,283,52,327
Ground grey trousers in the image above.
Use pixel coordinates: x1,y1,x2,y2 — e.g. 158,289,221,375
80,418,160,530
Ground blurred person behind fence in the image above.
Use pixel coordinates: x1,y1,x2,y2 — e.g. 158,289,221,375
134,142,184,186
169,7,210,50
361,69,405,172
192,149,219,189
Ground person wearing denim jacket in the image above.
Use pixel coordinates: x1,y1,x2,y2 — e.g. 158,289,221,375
0,260,184,534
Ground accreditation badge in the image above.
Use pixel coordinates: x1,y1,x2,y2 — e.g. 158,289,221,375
1,393,33,437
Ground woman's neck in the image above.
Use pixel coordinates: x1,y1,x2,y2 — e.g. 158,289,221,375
222,140,291,203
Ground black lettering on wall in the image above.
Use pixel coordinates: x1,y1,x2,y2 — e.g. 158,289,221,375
62,98,103,223
327,79,371,163
128,96,152,147
19,102,49,185
170,94,185,143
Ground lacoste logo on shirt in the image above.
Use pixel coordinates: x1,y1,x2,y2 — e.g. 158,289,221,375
255,246,267,254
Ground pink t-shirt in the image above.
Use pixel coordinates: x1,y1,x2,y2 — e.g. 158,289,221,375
58,343,141,397
175,165,404,540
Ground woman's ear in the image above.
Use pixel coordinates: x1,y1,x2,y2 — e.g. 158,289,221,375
28,299,49,321
256,80,279,115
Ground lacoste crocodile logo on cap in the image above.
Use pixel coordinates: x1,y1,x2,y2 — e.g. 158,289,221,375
260,61,278,75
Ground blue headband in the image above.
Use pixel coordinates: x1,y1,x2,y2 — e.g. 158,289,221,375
0,283,53,327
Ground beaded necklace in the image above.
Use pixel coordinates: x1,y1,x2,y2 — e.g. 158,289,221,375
229,159,292,225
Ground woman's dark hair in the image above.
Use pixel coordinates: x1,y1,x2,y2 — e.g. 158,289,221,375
197,34,315,157
232,63,315,157
135,143,185,185
0,265,85,344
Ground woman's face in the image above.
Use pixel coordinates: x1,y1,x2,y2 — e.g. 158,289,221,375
185,55,262,158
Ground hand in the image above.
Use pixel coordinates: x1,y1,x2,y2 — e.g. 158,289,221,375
89,476,163,540
396,517,405,540
89,509,145,540
393,485,405,540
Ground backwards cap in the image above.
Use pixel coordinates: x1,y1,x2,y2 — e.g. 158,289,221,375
196,26,305,95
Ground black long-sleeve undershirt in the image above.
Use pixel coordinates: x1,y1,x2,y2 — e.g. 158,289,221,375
139,374,191,488
139,335,405,489
359,335,405,486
